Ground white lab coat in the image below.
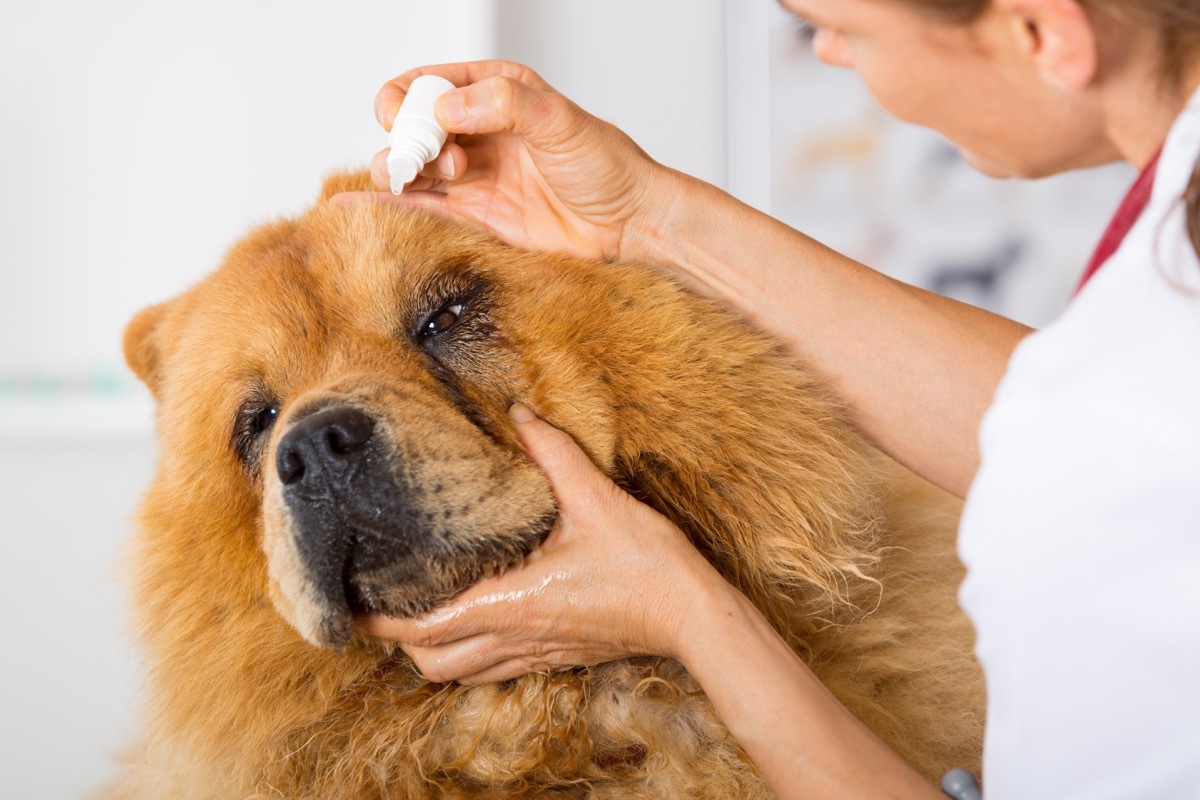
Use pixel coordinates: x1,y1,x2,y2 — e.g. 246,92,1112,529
958,86,1200,799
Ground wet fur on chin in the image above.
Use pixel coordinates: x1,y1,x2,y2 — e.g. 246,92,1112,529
105,172,984,799
351,511,558,616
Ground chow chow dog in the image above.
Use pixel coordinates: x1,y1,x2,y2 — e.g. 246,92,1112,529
108,173,983,799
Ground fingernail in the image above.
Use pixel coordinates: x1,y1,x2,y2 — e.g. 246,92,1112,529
509,403,536,423
435,90,467,127
436,150,455,180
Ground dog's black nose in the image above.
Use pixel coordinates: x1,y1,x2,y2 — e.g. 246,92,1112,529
276,406,376,488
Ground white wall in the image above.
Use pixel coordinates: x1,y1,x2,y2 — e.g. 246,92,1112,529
0,442,155,798
495,0,729,190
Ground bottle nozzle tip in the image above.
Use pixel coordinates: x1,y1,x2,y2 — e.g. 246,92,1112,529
388,157,420,194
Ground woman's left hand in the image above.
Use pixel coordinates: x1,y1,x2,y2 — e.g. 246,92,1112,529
357,404,727,684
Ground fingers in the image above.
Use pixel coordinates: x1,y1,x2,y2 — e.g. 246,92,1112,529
358,589,510,648
405,633,505,684
359,614,557,684
375,60,553,131
413,644,561,686
404,636,546,685
377,61,580,154
456,660,549,686
370,144,466,193
508,404,615,515
369,147,389,189
427,147,463,182
328,190,465,225
433,77,580,149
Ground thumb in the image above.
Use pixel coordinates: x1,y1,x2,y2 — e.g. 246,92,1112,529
508,404,612,513
435,77,581,152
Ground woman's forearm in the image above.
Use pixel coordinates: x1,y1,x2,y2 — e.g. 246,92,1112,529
676,579,945,800
632,170,1032,498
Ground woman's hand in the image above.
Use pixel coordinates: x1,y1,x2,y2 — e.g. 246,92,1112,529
360,60,682,264
358,403,727,684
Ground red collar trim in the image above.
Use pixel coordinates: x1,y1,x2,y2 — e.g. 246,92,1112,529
1074,147,1164,295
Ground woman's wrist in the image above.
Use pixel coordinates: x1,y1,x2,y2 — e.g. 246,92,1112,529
630,533,740,665
617,166,786,306
665,556,755,667
618,166,727,272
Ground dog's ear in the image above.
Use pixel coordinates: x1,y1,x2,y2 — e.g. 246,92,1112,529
318,169,375,202
123,302,170,398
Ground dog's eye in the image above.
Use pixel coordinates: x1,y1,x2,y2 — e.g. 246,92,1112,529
250,405,278,435
421,302,465,338
233,399,280,470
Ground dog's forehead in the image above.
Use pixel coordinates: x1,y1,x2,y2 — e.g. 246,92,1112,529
166,206,501,390
202,207,474,331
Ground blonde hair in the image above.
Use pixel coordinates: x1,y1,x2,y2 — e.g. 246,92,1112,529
906,0,1200,258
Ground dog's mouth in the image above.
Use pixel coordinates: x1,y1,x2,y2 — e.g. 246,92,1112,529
271,512,557,652
291,503,559,650
342,513,557,620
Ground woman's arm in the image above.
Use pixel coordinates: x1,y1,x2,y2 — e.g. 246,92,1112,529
679,577,945,800
639,170,1031,497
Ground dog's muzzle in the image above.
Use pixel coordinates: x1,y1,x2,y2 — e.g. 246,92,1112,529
269,401,557,650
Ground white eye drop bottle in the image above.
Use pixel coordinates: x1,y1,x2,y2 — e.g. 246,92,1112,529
387,74,457,194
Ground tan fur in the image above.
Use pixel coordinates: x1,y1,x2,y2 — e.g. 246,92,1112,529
106,173,984,799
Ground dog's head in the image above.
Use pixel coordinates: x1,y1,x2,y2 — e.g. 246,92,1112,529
124,183,666,649
126,174,880,658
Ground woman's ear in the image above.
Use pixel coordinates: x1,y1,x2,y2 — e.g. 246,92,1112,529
123,302,170,399
999,0,1098,92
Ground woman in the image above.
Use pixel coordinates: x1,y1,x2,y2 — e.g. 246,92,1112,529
354,1,1200,796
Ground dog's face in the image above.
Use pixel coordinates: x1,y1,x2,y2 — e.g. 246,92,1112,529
125,200,648,650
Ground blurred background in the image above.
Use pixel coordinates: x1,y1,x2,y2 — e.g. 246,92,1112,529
0,1,1130,796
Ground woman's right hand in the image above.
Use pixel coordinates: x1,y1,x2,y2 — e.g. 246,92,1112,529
367,60,677,264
